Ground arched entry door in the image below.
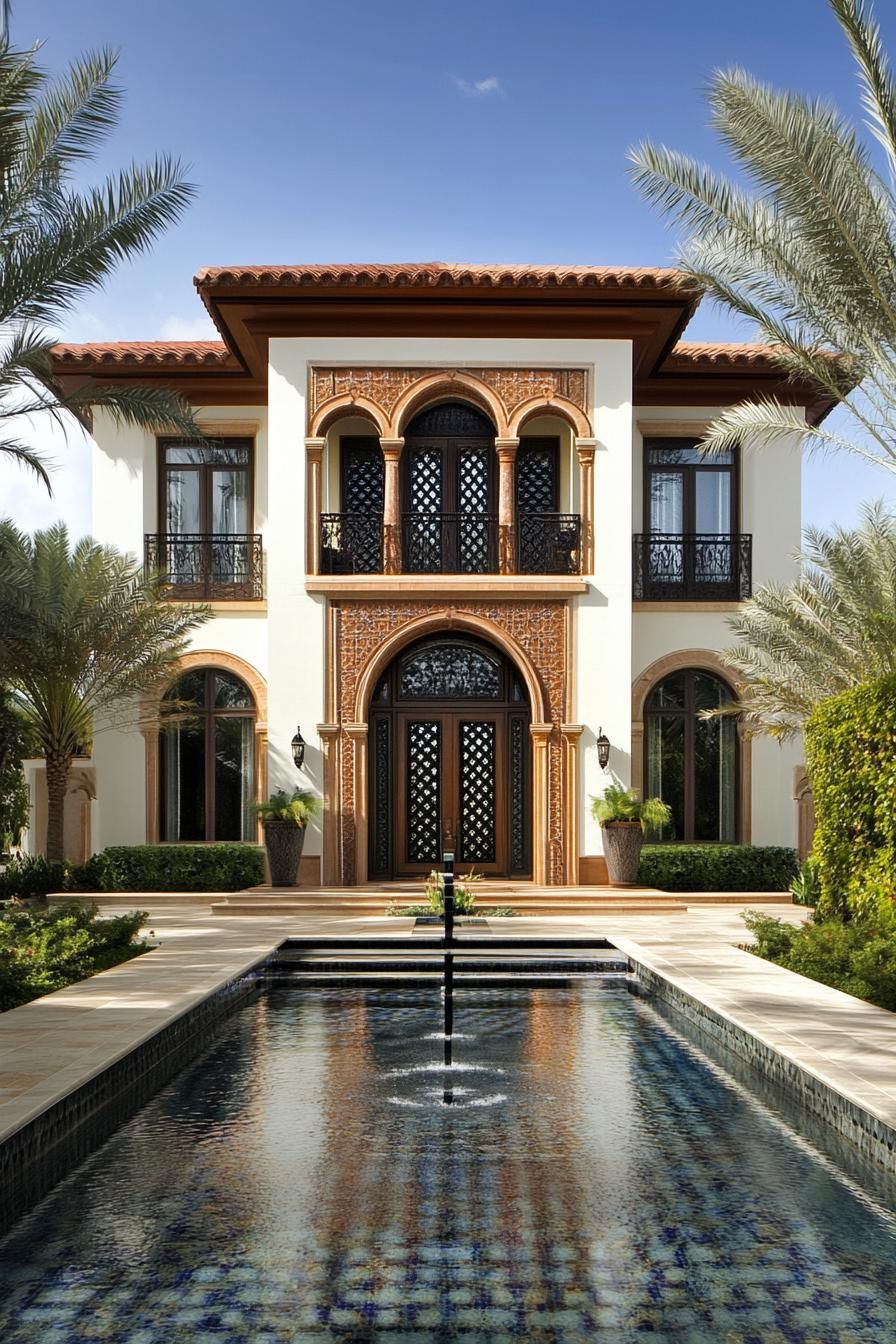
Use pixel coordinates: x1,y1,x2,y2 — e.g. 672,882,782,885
369,635,531,878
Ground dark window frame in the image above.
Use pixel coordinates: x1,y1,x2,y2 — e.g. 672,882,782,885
642,437,740,536
644,668,740,843
159,668,256,842
157,436,255,536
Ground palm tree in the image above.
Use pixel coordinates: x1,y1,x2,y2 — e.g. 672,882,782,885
630,0,896,471
0,38,199,488
719,504,896,738
0,521,209,861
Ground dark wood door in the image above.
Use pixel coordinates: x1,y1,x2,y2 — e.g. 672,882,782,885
395,711,506,876
403,402,497,573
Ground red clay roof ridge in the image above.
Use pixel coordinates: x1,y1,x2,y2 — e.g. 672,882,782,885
193,261,695,291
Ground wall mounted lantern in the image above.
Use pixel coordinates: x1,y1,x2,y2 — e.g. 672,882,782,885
291,726,306,770
596,728,611,771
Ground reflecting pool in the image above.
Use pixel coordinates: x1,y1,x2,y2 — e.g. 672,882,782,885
1,983,896,1342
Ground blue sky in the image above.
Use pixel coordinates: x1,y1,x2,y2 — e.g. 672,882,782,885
5,0,896,535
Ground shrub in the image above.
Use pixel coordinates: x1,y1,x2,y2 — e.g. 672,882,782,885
0,854,69,902
638,844,799,892
0,902,148,1011
743,907,896,1011
805,674,896,919
76,844,265,893
790,856,821,907
0,845,265,901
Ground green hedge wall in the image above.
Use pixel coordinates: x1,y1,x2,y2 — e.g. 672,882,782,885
637,844,799,893
0,846,265,900
75,845,266,893
805,674,896,919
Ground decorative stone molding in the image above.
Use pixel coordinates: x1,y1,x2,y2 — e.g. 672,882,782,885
142,649,268,844
327,600,571,885
305,438,325,574
793,766,815,860
575,438,597,575
631,649,751,843
309,366,592,439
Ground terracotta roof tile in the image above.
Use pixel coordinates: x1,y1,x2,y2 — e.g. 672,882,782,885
664,341,785,370
51,341,234,367
194,261,693,291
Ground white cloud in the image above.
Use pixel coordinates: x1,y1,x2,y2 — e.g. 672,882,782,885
157,314,220,341
453,75,502,98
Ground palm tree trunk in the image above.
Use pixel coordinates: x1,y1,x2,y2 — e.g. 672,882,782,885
45,752,71,863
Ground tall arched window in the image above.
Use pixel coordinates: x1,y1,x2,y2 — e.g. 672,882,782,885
645,669,737,842
160,669,256,841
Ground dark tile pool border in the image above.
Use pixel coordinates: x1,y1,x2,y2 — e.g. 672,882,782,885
629,956,896,1177
0,962,266,1237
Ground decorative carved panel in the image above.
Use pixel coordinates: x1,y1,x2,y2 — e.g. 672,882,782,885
311,366,589,431
459,720,497,864
332,599,568,883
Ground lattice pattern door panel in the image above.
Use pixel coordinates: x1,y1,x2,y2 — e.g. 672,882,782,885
343,441,385,513
458,720,497,864
509,716,527,873
372,715,391,878
406,720,441,864
409,449,443,513
517,442,558,513
457,447,491,513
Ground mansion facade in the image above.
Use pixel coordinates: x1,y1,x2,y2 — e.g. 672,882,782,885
43,263,829,884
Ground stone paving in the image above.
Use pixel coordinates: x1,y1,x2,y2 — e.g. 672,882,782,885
1,898,895,1164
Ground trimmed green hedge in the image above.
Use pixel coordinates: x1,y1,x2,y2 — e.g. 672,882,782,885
637,844,799,892
805,674,896,919
0,844,265,900
75,845,265,893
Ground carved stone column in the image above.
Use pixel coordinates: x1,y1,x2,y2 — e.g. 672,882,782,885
575,438,597,575
345,722,369,883
317,724,340,885
530,722,552,884
305,438,325,575
495,437,519,574
561,724,584,886
379,437,404,574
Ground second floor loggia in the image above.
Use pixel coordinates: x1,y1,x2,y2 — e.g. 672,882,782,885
308,402,595,578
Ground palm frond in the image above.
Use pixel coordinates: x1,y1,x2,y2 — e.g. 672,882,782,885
630,0,896,472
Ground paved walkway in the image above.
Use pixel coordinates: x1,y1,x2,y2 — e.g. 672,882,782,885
1,901,894,1166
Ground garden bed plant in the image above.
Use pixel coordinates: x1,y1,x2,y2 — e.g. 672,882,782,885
0,901,149,1011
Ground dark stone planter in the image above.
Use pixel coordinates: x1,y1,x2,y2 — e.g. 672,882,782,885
601,821,644,887
264,821,307,887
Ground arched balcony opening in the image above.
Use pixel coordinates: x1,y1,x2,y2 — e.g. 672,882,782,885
310,382,588,577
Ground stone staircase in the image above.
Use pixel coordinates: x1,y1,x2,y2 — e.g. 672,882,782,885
208,881,794,918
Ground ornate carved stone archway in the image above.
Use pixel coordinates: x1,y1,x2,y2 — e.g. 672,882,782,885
319,600,574,885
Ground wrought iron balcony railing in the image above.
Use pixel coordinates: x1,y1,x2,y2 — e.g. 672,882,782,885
632,533,752,601
146,534,264,600
320,512,383,574
518,513,582,575
403,513,498,574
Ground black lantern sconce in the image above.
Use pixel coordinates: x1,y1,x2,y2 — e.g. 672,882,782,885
596,727,611,772
291,726,306,771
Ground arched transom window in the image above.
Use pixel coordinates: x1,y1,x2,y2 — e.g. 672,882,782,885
160,669,256,841
645,669,737,842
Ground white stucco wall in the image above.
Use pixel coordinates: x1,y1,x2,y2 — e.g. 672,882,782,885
632,407,804,846
83,358,804,861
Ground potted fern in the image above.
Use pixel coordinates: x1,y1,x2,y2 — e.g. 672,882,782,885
590,785,671,887
252,788,320,887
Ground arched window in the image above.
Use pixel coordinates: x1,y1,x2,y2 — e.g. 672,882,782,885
160,669,255,841
644,669,737,842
